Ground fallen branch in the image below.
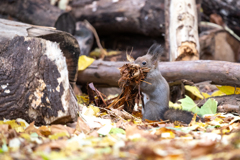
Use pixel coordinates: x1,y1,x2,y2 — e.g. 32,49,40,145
77,60,240,87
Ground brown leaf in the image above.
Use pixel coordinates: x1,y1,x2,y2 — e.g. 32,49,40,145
126,125,156,140
35,139,67,152
38,126,51,137
50,125,74,135
74,117,90,134
0,124,10,133
191,141,216,157
24,122,43,136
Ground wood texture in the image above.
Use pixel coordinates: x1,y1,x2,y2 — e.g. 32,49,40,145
0,0,75,34
167,0,200,61
0,0,61,27
0,19,80,87
0,36,79,125
202,0,240,37
77,60,240,87
200,28,240,62
71,0,165,37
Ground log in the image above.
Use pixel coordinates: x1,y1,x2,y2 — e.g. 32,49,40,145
200,27,240,62
77,60,240,87
202,0,240,37
0,36,79,126
0,18,80,87
71,0,165,37
165,0,200,61
0,0,75,34
196,94,240,114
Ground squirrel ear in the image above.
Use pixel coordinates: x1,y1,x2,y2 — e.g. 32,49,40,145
147,43,164,62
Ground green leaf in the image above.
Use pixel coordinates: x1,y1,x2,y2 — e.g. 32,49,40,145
198,98,218,116
2,143,8,152
179,96,217,116
179,95,200,114
109,128,126,134
30,132,38,138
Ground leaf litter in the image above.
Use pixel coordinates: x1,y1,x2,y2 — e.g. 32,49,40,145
110,55,150,114
2,62,240,159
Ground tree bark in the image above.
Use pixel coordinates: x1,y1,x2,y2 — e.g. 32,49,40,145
71,0,165,37
0,0,76,34
165,0,200,61
77,60,240,87
202,0,240,37
196,95,240,108
0,36,79,126
0,18,80,87
200,26,240,62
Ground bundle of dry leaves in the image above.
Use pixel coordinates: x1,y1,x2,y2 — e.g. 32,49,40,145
111,62,150,113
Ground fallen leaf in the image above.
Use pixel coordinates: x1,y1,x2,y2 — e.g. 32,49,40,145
97,124,113,135
217,86,240,95
75,117,91,134
78,55,95,71
185,85,204,99
179,95,200,114
198,99,218,116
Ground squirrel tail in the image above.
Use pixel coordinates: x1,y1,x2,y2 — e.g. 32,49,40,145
163,108,204,124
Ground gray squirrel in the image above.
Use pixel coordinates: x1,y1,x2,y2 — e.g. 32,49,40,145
134,44,202,124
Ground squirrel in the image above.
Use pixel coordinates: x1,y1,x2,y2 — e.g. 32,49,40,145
134,44,203,124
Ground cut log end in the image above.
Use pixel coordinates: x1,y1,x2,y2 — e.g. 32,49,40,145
0,36,79,126
176,41,199,61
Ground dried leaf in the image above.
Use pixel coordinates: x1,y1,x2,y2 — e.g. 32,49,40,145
78,55,95,71
75,117,90,134
126,53,135,62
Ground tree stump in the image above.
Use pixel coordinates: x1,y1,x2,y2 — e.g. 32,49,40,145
0,19,80,125
0,18,80,87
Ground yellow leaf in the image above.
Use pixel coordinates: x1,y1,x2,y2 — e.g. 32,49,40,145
78,55,95,71
76,95,89,104
222,128,231,134
185,85,203,99
90,48,120,57
0,120,25,132
90,48,103,57
211,90,226,97
169,101,182,109
216,86,240,95
20,133,31,141
89,105,100,116
126,53,135,62
107,51,121,56
202,92,211,98
49,132,69,140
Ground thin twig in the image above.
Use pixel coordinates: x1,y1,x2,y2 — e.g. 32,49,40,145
84,20,107,59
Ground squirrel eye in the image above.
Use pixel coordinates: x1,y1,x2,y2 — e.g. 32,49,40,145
142,61,146,65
